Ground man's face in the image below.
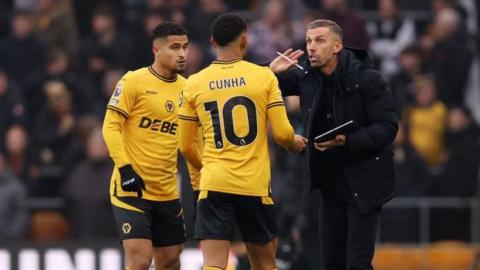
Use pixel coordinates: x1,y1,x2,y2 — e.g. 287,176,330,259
305,26,342,69
153,35,189,74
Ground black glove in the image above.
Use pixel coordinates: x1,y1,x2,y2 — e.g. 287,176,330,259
118,164,146,198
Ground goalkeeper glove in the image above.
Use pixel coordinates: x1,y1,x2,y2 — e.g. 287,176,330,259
118,164,146,198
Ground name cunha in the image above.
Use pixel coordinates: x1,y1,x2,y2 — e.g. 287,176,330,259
209,77,246,90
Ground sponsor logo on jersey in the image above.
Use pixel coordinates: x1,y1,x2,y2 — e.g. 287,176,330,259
138,116,177,135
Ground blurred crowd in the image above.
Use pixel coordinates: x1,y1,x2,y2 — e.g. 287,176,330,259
0,0,479,266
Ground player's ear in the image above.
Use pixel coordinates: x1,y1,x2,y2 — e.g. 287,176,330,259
210,37,218,49
239,33,247,50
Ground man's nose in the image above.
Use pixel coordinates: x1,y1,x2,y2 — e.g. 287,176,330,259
179,48,187,57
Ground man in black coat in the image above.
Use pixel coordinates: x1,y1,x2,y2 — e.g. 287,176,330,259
270,19,398,270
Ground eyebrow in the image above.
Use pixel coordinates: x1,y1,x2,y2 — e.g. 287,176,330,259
306,34,326,40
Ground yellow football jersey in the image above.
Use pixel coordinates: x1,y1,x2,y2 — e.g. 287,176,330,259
103,66,186,201
179,60,294,196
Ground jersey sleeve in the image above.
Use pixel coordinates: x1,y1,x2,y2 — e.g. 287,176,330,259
178,80,202,171
107,72,136,118
102,109,130,167
265,69,286,110
178,79,199,121
265,69,295,149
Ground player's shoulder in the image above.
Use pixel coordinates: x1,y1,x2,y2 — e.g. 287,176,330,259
121,67,150,82
241,60,275,77
184,69,206,86
177,74,187,82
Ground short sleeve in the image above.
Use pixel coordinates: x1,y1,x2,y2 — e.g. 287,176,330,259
178,79,199,121
265,69,285,110
107,72,136,118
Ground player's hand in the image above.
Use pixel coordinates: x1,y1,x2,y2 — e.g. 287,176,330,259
288,134,308,154
118,164,146,198
314,135,346,152
269,48,304,73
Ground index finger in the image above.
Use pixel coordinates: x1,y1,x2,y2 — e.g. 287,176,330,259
288,50,304,60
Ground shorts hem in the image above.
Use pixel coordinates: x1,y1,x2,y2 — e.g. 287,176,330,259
152,238,186,247
194,235,234,241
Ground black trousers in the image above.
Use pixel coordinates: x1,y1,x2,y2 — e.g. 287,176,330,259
320,200,380,270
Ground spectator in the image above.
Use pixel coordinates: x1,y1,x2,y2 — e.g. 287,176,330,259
321,0,370,49
64,127,115,240
0,151,29,240
430,106,480,242
248,0,304,63
379,123,431,242
34,0,77,58
0,9,46,93
0,69,25,150
428,8,472,106
368,0,416,78
390,45,424,114
438,106,480,196
33,81,78,195
80,5,136,71
45,48,95,115
135,8,169,68
4,125,38,188
186,0,227,46
405,75,447,168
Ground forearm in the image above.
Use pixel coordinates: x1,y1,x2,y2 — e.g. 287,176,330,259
102,109,130,167
268,105,295,149
178,120,203,171
346,120,398,154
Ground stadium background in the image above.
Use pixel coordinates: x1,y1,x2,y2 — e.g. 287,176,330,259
0,0,479,269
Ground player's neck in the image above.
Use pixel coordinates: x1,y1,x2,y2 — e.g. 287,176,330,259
151,62,176,80
216,48,243,62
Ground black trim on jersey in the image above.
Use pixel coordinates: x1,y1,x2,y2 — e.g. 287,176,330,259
178,115,199,121
148,66,178,82
266,102,285,109
107,105,129,118
212,59,241,65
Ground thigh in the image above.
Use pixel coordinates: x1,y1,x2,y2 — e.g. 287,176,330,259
346,204,380,270
235,195,277,245
123,239,153,270
195,191,236,241
111,196,152,241
151,199,186,247
245,237,278,270
321,201,348,270
200,239,231,269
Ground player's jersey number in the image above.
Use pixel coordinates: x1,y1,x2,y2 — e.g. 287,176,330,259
204,96,257,149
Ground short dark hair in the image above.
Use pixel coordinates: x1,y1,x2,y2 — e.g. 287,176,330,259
306,19,343,40
211,13,247,47
152,22,188,41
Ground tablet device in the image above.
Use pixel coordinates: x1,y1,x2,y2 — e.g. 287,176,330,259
314,120,356,143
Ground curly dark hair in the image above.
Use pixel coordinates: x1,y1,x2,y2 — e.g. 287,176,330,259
211,13,247,47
